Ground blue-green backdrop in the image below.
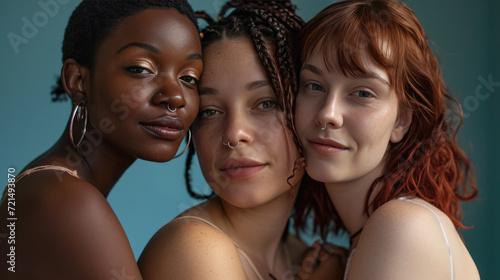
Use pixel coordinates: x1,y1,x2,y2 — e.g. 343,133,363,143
0,0,498,278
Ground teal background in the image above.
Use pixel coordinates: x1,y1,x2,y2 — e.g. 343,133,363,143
0,0,498,278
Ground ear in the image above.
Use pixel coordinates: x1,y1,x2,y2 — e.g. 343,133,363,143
61,58,90,104
390,108,412,143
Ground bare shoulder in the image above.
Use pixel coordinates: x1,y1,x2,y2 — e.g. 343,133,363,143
139,217,248,280
365,198,455,241
348,198,453,280
20,172,117,225
2,172,140,279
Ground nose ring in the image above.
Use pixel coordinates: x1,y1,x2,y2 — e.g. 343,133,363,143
321,123,327,130
167,104,177,113
221,136,239,149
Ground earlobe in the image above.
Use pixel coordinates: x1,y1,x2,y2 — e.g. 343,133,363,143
61,58,89,104
390,109,412,143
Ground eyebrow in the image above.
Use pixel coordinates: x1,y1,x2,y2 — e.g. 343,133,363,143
198,87,217,96
116,42,202,62
302,63,390,87
116,42,160,54
301,63,323,75
199,80,270,96
246,80,270,91
359,72,390,87
187,53,202,60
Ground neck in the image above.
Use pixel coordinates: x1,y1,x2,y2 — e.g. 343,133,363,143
324,163,385,243
36,125,136,197
212,188,297,274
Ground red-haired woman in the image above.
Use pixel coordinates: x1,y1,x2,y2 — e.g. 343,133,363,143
293,0,479,279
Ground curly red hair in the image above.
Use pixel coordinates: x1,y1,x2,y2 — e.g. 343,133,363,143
293,0,478,240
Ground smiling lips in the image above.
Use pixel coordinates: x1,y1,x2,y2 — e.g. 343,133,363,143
308,137,348,154
140,116,184,140
220,158,267,180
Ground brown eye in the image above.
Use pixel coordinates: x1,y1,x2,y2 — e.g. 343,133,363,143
199,109,219,118
180,75,199,86
125,66,153,74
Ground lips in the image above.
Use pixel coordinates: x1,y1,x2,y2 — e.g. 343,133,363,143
308,137,348,154
220,158,267,180
140,116,185,140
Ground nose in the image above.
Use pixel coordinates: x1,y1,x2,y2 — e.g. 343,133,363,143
151,74,186,111
221,109,254,148
316,94,343,129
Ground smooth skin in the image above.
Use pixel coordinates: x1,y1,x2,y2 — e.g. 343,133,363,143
139,37,305,280
295,47,479,279
0,9,202,280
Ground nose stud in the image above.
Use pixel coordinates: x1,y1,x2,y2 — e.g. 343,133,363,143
221,136,239,149
167,104,177,113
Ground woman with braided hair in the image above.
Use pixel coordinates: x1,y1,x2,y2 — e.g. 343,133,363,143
0,1,202,279
138,1,342,279
293,0,479,279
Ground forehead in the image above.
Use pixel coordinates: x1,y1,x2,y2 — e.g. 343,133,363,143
98,8,200,54
201,38,268,83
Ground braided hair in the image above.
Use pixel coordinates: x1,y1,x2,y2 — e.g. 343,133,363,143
51,0,197,102
185,0,304,199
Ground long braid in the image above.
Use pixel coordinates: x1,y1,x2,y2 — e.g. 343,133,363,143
184,143,212,199
256,9,295,110
248,6,304,156
238,5,304,154
247,16,283,109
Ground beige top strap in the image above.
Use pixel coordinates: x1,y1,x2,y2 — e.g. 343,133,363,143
398,197,453,279
16,165,79,182
172,215,265,280
1,165,79,205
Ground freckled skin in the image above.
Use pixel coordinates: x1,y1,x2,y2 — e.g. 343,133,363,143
138,38,307,280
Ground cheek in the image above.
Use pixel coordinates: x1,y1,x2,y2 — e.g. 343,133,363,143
192,127,218,166
192,130,229,193
294,97,309,135
256,116,285,146
89,78,148,120
271,118,302,175
294,97,315,139
184,92,199,125
352,108,398,149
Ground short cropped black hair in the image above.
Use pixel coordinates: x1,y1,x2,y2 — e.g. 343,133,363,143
51,0,197,102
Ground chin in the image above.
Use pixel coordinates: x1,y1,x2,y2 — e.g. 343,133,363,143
135,149,179,163
218,190,281,209
304,165,328,182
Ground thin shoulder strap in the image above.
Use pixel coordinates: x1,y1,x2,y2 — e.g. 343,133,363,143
16,165,79,182
398,197,453,279
172,216,230,238
172,216,265,280
1,165,80,205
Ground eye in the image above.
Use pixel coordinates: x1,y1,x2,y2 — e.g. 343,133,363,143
180,75,199,86
124,66,153,75
199,109,220,118
353,90,373,98
256,100,277,111
305,82,325,92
